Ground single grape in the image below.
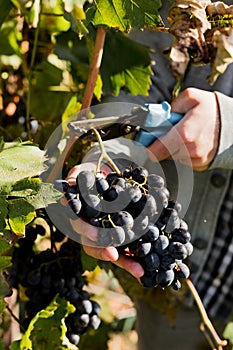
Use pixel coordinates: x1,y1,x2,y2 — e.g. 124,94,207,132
175,262,190,279
128,239,151,257
77,170,95,192
147,174,165,188
171,228,191,244
168,242,188,260
144,225,160,241
127,186,142,203
157,268,175,287
131,166,148,183
112,211,134,230
153,235,169,255
89,314,101,330
122,167,132,179
95,174,109,194
142,252,160,271
68,198,82,215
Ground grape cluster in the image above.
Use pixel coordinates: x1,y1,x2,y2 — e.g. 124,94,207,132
7,224,101,346
55,164,193,290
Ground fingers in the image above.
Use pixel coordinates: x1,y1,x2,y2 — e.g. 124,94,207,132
70,217,99,241
113,254,144,279
82,239,144,280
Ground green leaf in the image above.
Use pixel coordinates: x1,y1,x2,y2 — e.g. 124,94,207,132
92,0,163,31
111,65,152,96
26,182,63,209
0,235,11,255
10,178,41,197
0,141,47,188
0,0,13,28
0,256,12,269
0,19,22,55
20,296,75,350
0,197,8,232
8,198,35,236
101,30,152,95
33,61,63,88
9,340,20,350
223,321,233,346
0,137,4,153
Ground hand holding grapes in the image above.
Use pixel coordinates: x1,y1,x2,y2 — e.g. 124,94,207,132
65,163,145,280
147,87,220,171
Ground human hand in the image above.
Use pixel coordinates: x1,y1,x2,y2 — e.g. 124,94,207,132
65,163,144,280
147,88,220,171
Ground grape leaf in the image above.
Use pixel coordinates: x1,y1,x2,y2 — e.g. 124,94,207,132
92,0,163,31
111,65,152,96
0,197,8,232
0,141,47,187
0,235,11,255
26,182,63,209
101,30,152,95
19,296,75,350
7,199,35,236
0,256,12,269
0,0,13,28
223,321,233,347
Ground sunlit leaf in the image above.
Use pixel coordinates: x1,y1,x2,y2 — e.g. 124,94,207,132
223,321,233,346
92,0,163,31
20,296,75,350
0,141,47,187
8,198,35,236
101,30,152,95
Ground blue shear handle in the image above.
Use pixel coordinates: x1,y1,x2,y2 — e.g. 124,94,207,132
135,101,184,147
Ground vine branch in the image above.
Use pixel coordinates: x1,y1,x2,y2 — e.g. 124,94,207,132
91,128,121,175
185,278,228,350
46,26,107,183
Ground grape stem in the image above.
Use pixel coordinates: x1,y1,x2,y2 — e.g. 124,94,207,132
91,127,121,175
185,278,228,349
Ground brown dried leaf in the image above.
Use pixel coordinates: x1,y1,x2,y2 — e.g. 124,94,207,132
207,1,233,17
208,27,233,85
167,0,211,78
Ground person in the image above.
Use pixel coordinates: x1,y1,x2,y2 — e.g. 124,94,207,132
64,1,233,349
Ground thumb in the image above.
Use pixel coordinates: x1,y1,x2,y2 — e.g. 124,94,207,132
171,88,200,114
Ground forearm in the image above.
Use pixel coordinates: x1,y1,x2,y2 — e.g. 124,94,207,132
209,92,233,169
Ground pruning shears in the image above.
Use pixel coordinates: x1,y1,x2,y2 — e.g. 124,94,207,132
68,102,183,147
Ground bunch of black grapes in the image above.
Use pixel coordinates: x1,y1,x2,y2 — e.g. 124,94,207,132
55,164,193,290
7,224,101,347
